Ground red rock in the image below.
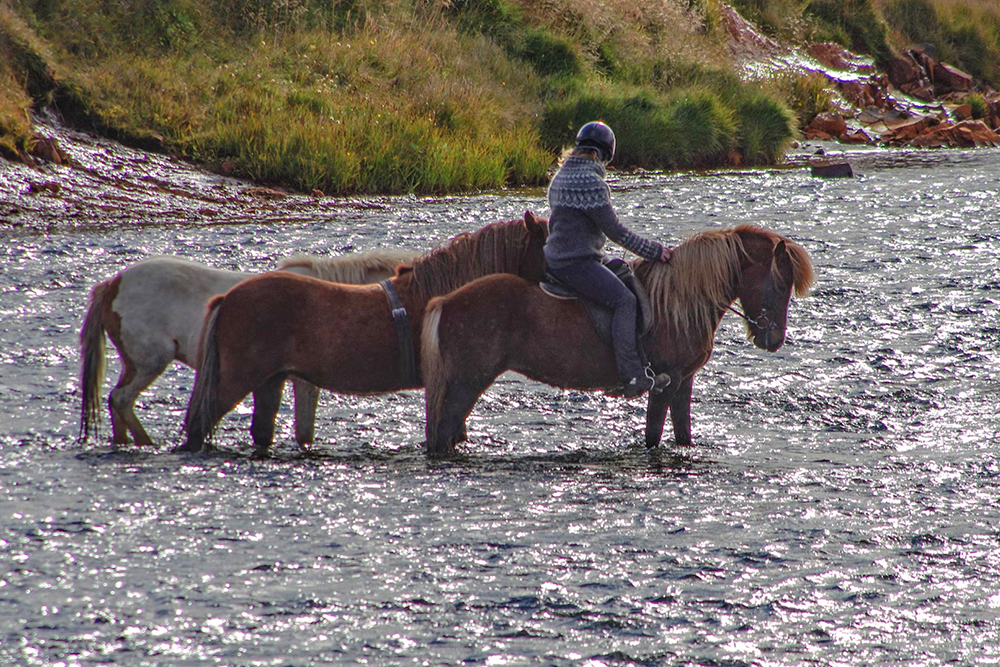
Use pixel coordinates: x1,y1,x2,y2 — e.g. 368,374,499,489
881,117,934,144
840,129,873,144
886,54,923,89
804,128,834,141
29,135,70,166
807,112,847,138
933,62,973,94
907,120,999,148
952,104,973,121
955,120,999,147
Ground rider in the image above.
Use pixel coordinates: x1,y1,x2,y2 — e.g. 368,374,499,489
545,121,672,398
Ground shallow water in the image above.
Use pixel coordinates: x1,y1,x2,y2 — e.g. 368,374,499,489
2,125,1000,666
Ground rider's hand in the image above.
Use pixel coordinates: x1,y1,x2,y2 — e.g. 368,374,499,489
660,246,674,262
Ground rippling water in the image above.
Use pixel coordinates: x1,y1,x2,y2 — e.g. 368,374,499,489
2,127,1000,665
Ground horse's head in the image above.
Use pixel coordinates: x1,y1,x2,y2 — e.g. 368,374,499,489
736,229,813,352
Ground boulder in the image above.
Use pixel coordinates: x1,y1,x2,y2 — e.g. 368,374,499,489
933,62,973,94
807,112,847,138
885,54,923,90
28,135,71,166
840,129,873,145
881,117,935,144
810,161,854,178
901,82,936,101
908,120,999,148
952,104,973,121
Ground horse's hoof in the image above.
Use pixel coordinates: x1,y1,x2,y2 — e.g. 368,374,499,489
173,441,202,454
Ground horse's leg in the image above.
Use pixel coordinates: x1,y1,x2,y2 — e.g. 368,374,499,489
669,375,694,446
250,376,285,459
426,377,492,459
292,378,320,447
108,353,169,446
645,389,671,449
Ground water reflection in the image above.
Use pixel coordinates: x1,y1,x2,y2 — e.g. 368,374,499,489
2,134,1000,664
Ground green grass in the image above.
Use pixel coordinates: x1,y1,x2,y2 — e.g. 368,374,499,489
0,0,814,193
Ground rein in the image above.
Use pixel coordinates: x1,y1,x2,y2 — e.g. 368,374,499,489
379,280,420,387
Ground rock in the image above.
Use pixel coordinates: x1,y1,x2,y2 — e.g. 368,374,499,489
952,104,973,121
810,161,854,178
29,135,71,166
806,112,847,138
901,82,936,101
886,54,923,89
840,129,873,145
881,117,935,145
908,120,999,148
244,186,287,200
808,43,875,73
27,181,61,195
933,62,973,94
909,48,937,75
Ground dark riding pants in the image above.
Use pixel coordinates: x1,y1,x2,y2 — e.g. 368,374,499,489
547,259,644,382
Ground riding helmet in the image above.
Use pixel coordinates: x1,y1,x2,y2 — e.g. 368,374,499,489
575,121,616,163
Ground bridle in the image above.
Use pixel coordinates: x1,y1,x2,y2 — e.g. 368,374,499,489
727,304,769,331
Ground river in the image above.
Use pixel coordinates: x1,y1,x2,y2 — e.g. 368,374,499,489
2,121,999,665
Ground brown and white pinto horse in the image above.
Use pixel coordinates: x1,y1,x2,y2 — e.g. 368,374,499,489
181,212,548,456
79,250,416,446
421,224,814,457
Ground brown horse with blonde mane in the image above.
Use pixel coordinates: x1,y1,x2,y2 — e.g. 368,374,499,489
421,224,814,457
181,212,548,456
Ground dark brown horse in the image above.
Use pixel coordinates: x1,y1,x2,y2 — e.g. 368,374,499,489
421,224,814,457
181,212,548,456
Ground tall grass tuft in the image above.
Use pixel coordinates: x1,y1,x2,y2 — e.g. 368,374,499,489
734,91,797,165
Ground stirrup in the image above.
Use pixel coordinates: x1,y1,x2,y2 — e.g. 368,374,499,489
650,372,672,395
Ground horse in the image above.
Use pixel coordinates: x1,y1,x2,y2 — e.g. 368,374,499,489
181,211,549,457
79,250,417,446
421,224,814,457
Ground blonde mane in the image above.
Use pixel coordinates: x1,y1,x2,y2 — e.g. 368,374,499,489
637,225,814,337
405,218,540,303
278,249,419,283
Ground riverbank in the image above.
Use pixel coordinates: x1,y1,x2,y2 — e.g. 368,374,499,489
2,0,999,195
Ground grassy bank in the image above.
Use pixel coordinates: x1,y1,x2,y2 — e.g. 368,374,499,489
7,0,994,195
2,0,803,193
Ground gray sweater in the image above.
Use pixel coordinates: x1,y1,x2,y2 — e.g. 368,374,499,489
544,156,664,268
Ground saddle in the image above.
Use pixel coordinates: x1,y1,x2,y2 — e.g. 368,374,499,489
540,258,655,364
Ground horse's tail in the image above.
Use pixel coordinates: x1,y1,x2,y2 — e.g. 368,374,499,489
420,297,447,443
184,295,224,448
79,279,113,441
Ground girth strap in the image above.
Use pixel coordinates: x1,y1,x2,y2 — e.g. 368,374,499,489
380,279,420,388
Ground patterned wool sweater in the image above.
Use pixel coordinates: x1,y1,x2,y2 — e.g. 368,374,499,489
545,156,664,269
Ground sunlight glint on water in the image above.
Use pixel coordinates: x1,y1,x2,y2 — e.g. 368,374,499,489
2,140,1000,665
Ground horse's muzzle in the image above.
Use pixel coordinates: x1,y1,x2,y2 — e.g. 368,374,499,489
755,327,785,352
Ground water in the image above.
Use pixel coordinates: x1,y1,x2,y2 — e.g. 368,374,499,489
2,124,1000,665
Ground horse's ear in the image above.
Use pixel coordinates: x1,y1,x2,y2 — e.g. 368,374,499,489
774,240,792,274
523,210,547,240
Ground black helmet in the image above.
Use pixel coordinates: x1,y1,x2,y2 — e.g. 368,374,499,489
575,121,616,163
